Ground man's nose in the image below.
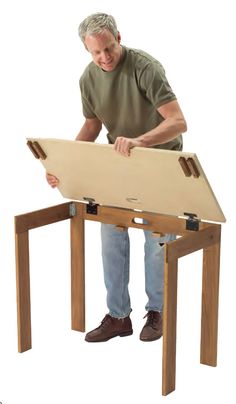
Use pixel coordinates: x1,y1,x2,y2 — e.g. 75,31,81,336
101,50,111,61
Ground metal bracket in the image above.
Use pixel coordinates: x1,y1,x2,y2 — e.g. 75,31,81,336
69,202,77,217
86,202,98,215
184,212,199,231
83,197,98,215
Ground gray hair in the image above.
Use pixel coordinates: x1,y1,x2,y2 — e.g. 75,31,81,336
78,13,118,43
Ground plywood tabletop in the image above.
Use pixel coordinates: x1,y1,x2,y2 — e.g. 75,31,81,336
27,138,226,223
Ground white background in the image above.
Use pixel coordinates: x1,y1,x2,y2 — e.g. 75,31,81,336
0,0,235,403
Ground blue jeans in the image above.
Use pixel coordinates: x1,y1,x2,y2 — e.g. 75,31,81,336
101,223,176,318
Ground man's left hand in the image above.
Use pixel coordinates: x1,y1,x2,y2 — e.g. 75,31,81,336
114,137,144,157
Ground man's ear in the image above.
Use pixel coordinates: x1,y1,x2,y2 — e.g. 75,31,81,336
117,31,121,44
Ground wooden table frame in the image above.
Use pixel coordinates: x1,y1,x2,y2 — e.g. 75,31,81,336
15,201,221,396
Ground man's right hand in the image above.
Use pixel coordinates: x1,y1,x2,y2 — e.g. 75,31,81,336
46,173,59,188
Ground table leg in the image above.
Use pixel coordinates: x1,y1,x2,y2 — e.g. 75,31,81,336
200,230,221,366
15,231,32,352
162,253,178,395
70,205,85,332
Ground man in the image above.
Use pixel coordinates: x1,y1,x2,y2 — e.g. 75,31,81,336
47,12,187,342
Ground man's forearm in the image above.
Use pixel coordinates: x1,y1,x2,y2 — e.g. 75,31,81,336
75,119,102,142
137,116,187,147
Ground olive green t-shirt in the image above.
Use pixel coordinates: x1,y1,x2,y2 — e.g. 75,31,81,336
79,46,182,150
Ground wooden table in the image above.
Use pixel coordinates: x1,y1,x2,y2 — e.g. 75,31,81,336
15,200,221,395
16,138,225,395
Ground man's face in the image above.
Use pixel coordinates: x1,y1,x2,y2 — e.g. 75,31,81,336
84,29,122,72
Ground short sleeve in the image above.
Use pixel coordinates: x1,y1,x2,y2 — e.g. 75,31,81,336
81,94,97,119
79,77,97,119
138,62,176,108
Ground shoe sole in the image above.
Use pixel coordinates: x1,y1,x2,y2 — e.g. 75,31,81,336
85,330,133,343
140,333,163,342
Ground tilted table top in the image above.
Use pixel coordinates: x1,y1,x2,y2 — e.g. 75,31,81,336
27,138,226,224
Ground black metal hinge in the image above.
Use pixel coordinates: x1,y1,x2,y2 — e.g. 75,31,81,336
184,212,199,231
83,197,98,215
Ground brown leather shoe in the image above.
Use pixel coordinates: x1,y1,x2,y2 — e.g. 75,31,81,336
85,314,133,342
139,311,162,341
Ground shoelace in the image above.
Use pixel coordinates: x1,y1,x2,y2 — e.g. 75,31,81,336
143,311,160,327
100,314,113,328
